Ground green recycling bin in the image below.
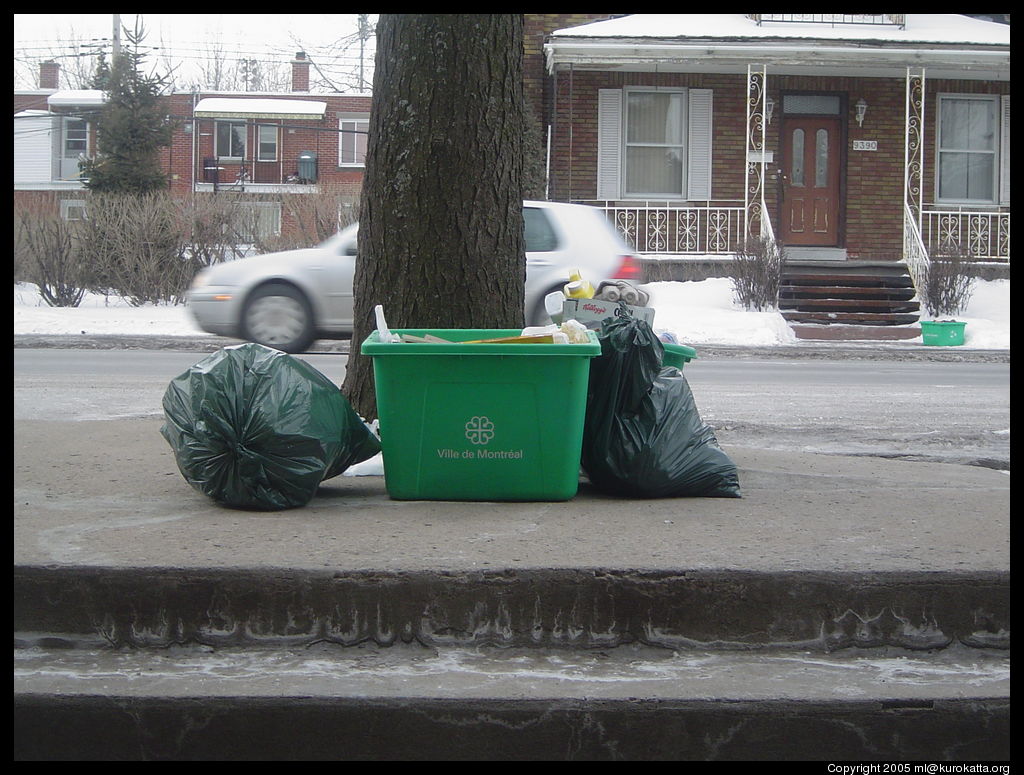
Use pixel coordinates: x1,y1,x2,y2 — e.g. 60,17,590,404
362,329,601,501
920,320,966,346
662,342,697,369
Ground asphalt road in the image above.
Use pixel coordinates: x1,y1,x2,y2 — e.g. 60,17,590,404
13,342,1010,471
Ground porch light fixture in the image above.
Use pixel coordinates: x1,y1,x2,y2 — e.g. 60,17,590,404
765,95,775,125
855,98,868,128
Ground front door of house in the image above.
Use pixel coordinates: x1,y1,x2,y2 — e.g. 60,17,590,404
781,117,841,246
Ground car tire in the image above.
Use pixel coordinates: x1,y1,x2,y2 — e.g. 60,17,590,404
241,283,317,353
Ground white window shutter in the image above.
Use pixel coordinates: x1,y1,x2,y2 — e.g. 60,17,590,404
687,88,713,201
999,94,1010,205
597,89,622,200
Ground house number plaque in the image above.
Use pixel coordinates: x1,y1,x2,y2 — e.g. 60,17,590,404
852,140,878,151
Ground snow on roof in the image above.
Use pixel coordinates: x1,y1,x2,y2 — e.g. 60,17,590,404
552,14,1010,46
193,97,328,119
47,90,106,107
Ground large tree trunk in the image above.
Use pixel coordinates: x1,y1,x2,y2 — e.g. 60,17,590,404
342,14,525,420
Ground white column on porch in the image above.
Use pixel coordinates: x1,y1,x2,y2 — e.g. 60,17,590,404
745,64,772,243
903,67,926,231
902,66,929,291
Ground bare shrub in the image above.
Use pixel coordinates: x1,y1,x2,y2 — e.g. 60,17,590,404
731,236,786,312
249,187,360,254
177,194,252,269
922,246,975,318
77,192,189,305
15,205,91,307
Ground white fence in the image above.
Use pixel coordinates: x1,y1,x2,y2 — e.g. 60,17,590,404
581,201,747,255
921,209,1010,261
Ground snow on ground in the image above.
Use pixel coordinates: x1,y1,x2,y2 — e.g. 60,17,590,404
13,277,1010,349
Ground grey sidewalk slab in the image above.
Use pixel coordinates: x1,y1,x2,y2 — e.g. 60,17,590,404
14,417,1010,574
13,415,1011,760
14,417,1010,651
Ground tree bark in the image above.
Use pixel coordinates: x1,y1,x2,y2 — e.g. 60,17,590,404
342,14,525,420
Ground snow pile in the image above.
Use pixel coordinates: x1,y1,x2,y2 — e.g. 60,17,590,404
13,277,1010,349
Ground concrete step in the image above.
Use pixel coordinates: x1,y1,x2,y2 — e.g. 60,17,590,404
13,564,1011,758
781,285,917,300
13,642,1010,760
782,311,920,326
13,566,1011,652
780,262,921,338
783,274,915,289
788,324,922,341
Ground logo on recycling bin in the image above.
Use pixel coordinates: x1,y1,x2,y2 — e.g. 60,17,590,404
465,416,495,445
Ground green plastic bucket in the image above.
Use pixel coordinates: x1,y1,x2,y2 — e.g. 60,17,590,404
920,320,966,347
662,342,697,369
361,329,601,501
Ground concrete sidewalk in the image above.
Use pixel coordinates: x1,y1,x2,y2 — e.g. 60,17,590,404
14,417,1009,642
13,416,1011,760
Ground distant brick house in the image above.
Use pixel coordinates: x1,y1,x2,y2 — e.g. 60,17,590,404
14,51,371,242
532,13,1010,274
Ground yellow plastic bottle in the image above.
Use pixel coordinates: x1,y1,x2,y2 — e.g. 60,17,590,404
563,269,595,299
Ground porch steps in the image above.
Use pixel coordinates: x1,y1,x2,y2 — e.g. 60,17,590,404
780,261,921,341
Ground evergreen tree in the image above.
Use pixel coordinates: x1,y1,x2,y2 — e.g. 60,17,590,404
80,19,175,194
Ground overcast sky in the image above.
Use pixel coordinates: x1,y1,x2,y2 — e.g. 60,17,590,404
13,14,377,92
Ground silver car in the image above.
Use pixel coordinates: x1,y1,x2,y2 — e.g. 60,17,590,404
187,199,641,353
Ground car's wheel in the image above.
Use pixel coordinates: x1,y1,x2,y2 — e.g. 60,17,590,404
241,283,317,353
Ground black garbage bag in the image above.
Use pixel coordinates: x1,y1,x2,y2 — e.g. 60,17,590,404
581,314,741,498
161,343,380,510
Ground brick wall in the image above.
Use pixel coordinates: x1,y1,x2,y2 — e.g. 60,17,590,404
547,68,1009,259
548,70,749,204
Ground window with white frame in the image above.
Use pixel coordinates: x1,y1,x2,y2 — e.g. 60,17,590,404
597,87,713,201
234,201,282,243
338,117,368,166
63,117,88,157
215,120,246,159
257,125,278,162
625,91,687,197
60,199,88,221
936,94,1008,205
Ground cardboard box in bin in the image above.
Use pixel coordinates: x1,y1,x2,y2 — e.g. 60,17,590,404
563,298,654,329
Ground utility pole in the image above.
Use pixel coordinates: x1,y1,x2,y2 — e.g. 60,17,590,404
112,14,121,59
358,14,370,92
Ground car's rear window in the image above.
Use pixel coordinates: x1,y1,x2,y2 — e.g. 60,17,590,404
523,207,559,252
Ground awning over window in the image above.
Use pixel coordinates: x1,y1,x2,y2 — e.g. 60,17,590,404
47,90,106,108
193,98,328,119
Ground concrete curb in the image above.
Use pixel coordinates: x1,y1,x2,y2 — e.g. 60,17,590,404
13,333,1011,362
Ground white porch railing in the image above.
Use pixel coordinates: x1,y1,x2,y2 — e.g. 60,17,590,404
903,203,930,295
580,201,747,255
921,208,1010,261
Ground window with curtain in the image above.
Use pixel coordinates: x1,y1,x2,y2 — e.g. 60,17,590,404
597,87,712,201
624,90,686,197
257,125,278,162
339,117,368,166
937,95,998,204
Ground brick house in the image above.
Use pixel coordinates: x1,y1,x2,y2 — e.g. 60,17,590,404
14,52,371,242
533,13,1010,337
